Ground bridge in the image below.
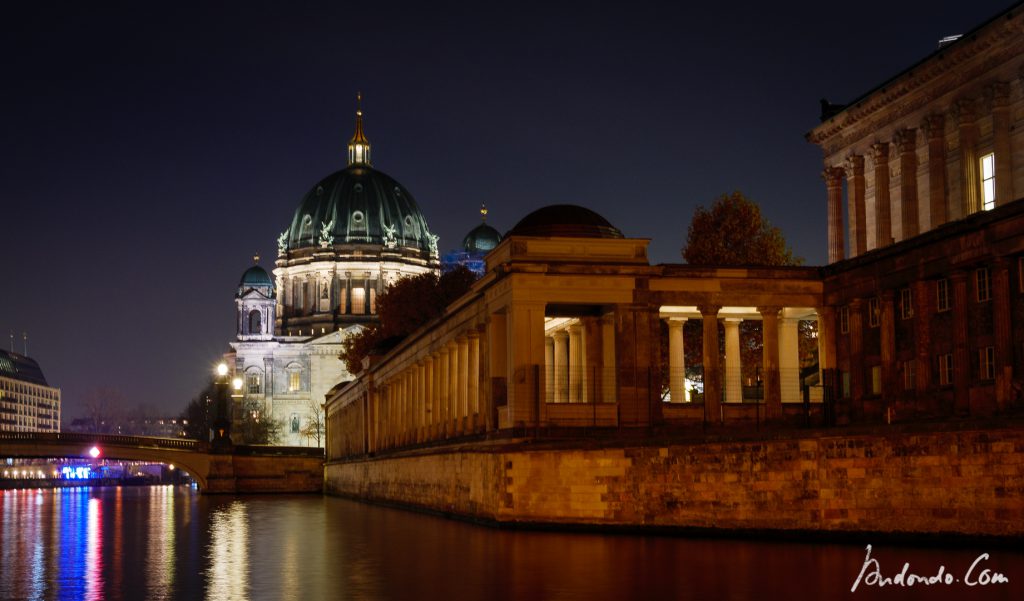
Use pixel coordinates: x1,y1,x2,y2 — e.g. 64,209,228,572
0,432,323,493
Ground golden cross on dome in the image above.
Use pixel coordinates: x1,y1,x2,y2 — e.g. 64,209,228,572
253,253,260,264
480,203,488,222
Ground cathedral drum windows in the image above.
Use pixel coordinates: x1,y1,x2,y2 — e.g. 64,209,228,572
980,153,996,211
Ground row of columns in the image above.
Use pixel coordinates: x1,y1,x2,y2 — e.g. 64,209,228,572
823,82,1014,262
544,317,616,404
372,331,481,451
665,309,810,417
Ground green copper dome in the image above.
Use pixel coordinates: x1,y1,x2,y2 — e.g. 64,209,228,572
462,222,502,253
283,165,433,253
240,265,273,287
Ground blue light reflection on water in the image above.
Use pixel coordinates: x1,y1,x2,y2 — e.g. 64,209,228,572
1,486,1023,601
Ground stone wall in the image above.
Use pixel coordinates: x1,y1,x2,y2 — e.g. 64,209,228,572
325,426,1024,537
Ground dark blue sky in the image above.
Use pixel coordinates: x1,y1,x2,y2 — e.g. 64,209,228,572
1,0,1013,419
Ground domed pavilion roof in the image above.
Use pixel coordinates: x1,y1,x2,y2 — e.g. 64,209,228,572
507,205,623,239
239,263,273,288
462,204,502,253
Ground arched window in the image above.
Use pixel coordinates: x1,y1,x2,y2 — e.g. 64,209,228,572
286,363,303,392
248,309,262,334
246,368,263,394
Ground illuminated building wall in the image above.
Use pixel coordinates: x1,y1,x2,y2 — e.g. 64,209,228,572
0,350,61,433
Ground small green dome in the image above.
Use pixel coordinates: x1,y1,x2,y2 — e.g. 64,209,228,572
239,265,274,291
462,223,502,253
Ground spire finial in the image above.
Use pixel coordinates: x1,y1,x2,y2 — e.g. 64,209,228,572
480,203,488,222
348,92,371,166
253,253,260,264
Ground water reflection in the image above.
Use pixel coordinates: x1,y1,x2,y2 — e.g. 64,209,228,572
0,487,1021,601
206,500,249,601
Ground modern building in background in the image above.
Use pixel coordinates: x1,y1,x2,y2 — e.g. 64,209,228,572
227,101,440,446
0,350,60,433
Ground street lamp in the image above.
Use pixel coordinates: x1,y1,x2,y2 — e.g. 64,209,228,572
211,362,235,451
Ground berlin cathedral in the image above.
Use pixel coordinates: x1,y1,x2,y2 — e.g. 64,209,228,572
226,100,499,446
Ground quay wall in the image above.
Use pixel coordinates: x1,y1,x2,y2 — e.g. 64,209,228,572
325,427,1024,537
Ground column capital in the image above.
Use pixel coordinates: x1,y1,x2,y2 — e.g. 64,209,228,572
723,317,743,324
843,154,864,177
757,306,781,318
666,316,688,325
552,330,569,341
821,166,844,188
697,304,721,317
949,270,969,284
988,81,1010,108
893,128,917,154
951,98,976,125
921,113,945,137
848,297,863,309
466,329,480,340
870,141,890,162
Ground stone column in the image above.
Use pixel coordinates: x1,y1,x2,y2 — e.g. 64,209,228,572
759,307,782,418
844,155,867,257
912,280,933,395
601,314,616,403
848,299,865,403
667,318,687,403
990,82,1013,207
544,337,554,402
895,128,919,239
569,324,584,403
922,115,948,228
457,336,469,424
779,315,800,403
553,331,569,403
872,142,892,248
449,342,460,433
506,301,547,427
951,271,970,414
992,259,1013,409
699,305,722,422
425,355,435,436
816,307,836,372
823,166,845,262
468,332,481,420
954,99,980,216
724,318,742,403
880,291,897,403
440,347,450,435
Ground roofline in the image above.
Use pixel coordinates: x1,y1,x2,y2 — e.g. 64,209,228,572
806,1,1023,137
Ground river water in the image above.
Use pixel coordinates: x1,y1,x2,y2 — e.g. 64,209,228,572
0,486,1020,601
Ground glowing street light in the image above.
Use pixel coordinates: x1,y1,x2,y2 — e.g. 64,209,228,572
89,446,101,458
216,363,229,377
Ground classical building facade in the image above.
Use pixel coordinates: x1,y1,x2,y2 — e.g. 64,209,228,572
227,102,439,446
809,4,1024,419
0,350,61,433
324,4,1024,463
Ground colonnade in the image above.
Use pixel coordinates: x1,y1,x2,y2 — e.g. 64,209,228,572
373,331,482,450
543,317,616,404
823,82,1014,262
663,308,814,412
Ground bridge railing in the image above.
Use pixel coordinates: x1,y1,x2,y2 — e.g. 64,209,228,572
0,432,205,452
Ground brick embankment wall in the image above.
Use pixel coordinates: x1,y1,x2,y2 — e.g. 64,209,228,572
325,428,1024,537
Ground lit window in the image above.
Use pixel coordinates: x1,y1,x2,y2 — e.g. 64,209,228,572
902,360,915,390
841,371,850,399
247,372,262,395
938,354,953,386
868,298,880,328
287,366,302,392
352,288,366,315
979,347,995,381
976,268,991,302
899,288,913,319
980,153,995,211
936,279,951,312
870,366,882,395
839,306,849,334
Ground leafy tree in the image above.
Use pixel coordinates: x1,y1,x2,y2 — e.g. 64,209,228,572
682,191,801,266
678,192,809,389
341,266,477,373
301,401,326,447
234,398,282,445
180,382,216,441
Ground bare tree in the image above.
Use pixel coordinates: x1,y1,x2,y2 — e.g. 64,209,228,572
81,386,125,433
301,401,326,448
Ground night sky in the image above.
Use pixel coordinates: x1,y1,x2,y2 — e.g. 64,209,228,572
1,0,1013,420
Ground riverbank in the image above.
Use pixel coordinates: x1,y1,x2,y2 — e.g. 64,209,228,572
325,422,1024,541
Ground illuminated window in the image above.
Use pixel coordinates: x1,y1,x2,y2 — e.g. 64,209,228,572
839,306,849,334
870,366,881,395
287,365,302,392
899,288,913,319
980,153,995,211
936,279,951,312
938,354,953,386
868,298,880,328
352,288,366,315
976,268,991,302
247,372,262,395
979,347,995,381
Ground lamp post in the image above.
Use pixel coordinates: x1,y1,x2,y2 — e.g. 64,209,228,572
212,363,237,451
